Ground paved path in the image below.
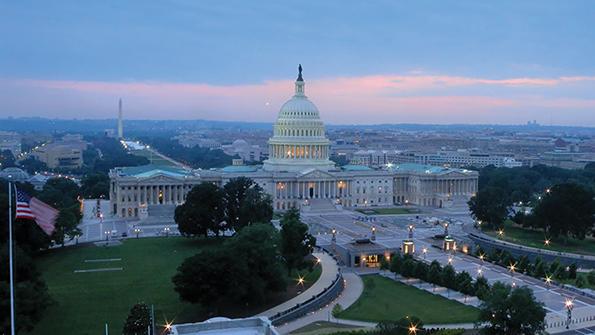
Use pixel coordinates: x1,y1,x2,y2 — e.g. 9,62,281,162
276,271,366,334
258,252,339,318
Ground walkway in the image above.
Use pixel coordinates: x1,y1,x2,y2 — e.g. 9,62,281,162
276,271,366,334
258,252,339,318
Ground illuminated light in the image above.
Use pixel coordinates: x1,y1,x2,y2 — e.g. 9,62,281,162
408,324,418,334
545,275,552,285
422,248,427,254
297,276,304,285
447,257,453,264
497,229,504,237
546,188,551,193
544,239,550,246
479,254,485,261
565,299,573,309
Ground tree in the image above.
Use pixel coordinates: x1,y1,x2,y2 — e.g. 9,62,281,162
228,223,286,303
568,264,577,280
400,258,416,278
441,265,457,290
0,149,16,168
172,247,250,307
37,178,82,245
575,275,586,288
174,183,225,237
468,186,510,228
588,270,595,286
80,173,110,199
414,261,429,282
427,261,442,291
478,282,546,335
280,208,316,275
456,271,475,296
122,303,150,335
223,177,273,231
173,223,288,309
474,276,491,300
19,157,48,174
389,253,404,275
0,244,52,334
531,183,595,241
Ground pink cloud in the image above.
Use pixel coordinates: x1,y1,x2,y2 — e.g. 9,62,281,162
2,72,595,125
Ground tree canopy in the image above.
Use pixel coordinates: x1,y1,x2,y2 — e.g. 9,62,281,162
172,223,286,309
280,208,316,274
223,177,273,231
531,183,595,240
477,282,546,335
174,182,225,237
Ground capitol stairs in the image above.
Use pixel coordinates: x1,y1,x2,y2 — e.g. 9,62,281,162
147,204,176,218
306,198,340,213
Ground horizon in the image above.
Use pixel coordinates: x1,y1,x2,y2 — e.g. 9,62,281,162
2,1,595,126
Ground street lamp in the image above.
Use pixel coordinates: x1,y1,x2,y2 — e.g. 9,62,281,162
297,276,304,286
422,247,427,260
408,324,417,335
565,298,574,329
477,267,483,277
164,227,170,237
331,228,337,243
447,256,453,265
497,229,504,238
545,275,552,289
443,223,449,236
134,228,141,239
544,239,550,246
408,224,414,239
479,254,485,263
104,230,109,241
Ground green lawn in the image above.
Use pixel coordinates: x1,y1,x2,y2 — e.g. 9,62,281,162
291,321,365,335
484,220,595,256
355,207,416,215
337,275,479,324
26,238,322,335
132,148,177,166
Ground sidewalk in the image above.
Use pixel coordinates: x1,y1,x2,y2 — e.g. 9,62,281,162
258,252,339,318
276,271,367,334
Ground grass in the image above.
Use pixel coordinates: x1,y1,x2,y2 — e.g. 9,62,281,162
355,207,416,215
26,237,322,335
291,321,365,335
337,275,479,324
132,148,178,166
484,220,595,256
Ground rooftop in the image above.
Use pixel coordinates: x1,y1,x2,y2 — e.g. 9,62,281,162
114,164,195,178
172,316,279,335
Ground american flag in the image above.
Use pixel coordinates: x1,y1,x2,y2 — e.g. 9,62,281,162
15,187,59,236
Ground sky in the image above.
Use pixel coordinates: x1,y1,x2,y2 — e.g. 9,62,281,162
1,1,595,126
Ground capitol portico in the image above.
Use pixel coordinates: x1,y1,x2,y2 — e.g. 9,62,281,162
109,66,479,218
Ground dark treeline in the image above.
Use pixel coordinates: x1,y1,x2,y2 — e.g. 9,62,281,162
478,164,595,204
138,137,235,169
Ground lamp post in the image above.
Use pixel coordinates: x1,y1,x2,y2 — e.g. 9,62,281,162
164,227,170,237
443,222,449,236
408,224,414,239
371,226,376,241
134,228,141,239
104,230,109,241
331,228,337,243
422,247,427,260
545,275,552,290
565,298,574,329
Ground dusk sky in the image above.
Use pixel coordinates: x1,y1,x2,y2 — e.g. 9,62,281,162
2,1,595,125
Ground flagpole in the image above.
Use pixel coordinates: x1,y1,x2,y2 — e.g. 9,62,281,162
8,181,16,335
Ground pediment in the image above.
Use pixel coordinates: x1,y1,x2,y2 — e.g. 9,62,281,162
140,173,184,183
297,168,335,180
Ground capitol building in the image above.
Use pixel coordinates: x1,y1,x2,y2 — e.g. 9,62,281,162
109,66,478,218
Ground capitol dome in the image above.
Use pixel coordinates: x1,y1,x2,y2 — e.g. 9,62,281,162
263,65,334,172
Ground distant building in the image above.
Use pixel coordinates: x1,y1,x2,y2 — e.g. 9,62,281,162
171,316,280,335
351,149,522,169
0,167,30,182
0,131,21,156
175,133,222,149
221,139,263,162
29,135,87,169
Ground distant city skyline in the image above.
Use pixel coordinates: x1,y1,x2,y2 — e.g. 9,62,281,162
1,1,595,126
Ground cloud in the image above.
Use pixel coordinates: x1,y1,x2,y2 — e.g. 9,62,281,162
2,72,595,125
